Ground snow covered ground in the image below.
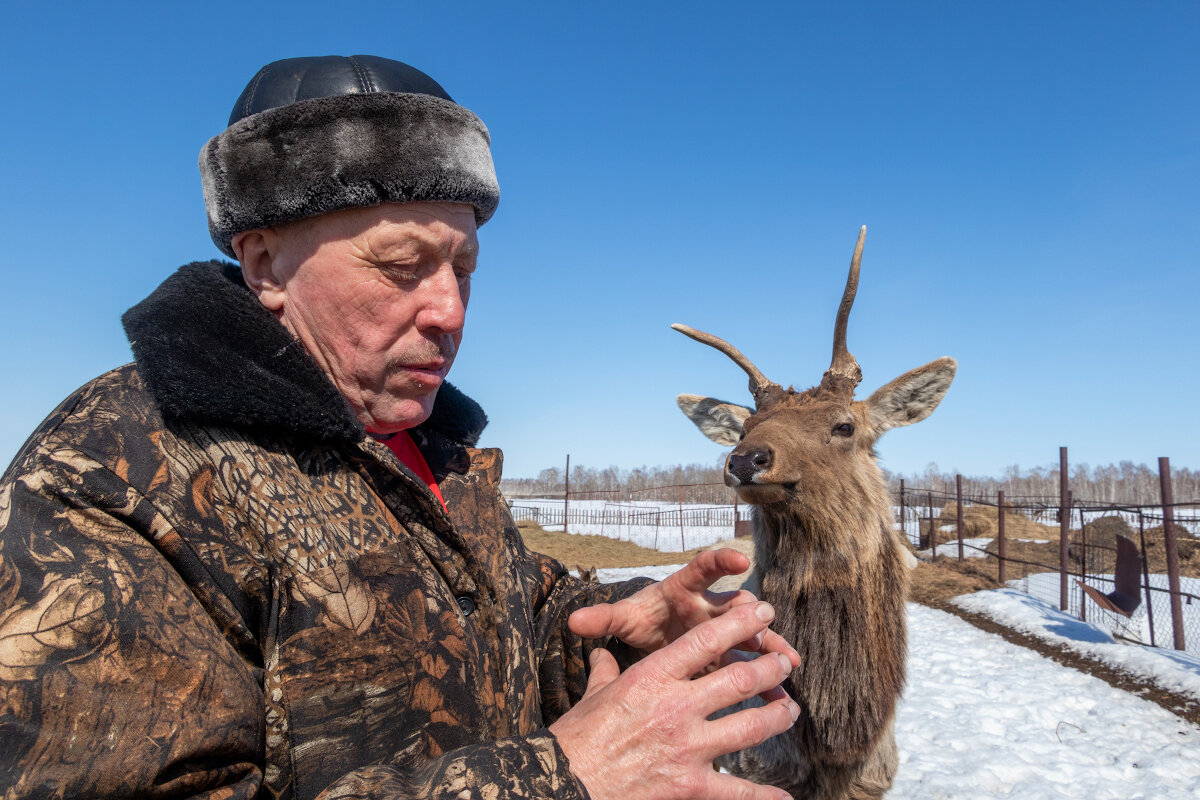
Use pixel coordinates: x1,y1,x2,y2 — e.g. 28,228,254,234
956,574,1200,685
510,498,747,551
895,604,1200,799
596,564,1200,798
917,536,994,559
904,535,1200,659
546,523,732,551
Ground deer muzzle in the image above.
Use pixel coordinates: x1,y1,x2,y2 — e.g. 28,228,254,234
726,448,772,485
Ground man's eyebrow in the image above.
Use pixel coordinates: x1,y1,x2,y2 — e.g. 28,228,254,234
373,230,477,260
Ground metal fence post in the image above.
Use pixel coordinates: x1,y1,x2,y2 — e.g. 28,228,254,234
564,454,570,536
956,474,964,561
1158,457,1187,651
928,491,936,557
1059,446,1069,612
899,479,906,544
997,490,1006,584
1078,504,1088,622
1138,511,1156,649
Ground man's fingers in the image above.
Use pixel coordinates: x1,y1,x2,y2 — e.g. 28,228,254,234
713,697,799,753
757,628,803,669
719,649,797,704
568,603,619,639
667,548,751,595
730,629,801,666
723,588,760,607
735,631,765,653
656,601,775,681
696,650,797,717
583,648,620,696
707,758,795,800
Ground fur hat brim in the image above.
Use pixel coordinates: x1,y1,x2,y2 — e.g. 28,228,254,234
200,92,499,257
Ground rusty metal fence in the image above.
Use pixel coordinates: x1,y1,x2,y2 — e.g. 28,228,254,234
508,482,751,552
508,502,745,552
510,452,1198,655
895,454,1199,656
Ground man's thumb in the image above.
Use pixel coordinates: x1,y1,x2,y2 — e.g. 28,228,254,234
583,648,620,695
568,604,617,639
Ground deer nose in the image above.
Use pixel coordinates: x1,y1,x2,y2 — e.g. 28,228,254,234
727,448,772,484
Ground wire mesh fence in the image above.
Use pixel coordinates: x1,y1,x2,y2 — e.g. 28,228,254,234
509,457,1199,657
895,480,1200,657
507,483,751,552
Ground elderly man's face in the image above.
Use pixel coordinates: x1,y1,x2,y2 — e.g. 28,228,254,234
238,202,477,433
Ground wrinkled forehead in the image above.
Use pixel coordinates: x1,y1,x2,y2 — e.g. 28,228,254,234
274,201,479,254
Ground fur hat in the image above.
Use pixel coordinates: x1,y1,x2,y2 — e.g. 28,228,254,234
199,55,499,258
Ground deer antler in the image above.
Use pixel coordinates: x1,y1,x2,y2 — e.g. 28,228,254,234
823,226,866,390
671,323,781,406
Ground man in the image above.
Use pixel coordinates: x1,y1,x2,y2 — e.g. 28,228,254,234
0,56,799,799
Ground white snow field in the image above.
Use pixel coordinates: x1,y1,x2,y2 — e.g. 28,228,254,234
954,578,1200,695
509,498,748,551
596,565,1200,799
894,604,1199,799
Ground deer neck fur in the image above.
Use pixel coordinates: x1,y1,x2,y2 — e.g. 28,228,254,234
751,474,908,765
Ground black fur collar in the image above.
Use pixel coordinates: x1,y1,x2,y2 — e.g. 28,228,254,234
121,261,487,447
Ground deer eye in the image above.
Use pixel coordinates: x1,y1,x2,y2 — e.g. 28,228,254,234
833,422,855,437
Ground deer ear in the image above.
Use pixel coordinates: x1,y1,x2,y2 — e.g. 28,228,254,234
865,357,956,434
676,394,752,446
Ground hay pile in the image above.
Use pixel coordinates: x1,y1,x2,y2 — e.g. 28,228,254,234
918,503,1060,547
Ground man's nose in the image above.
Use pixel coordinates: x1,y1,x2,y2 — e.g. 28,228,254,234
415,265,467,333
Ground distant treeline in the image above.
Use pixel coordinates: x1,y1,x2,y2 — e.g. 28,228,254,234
503,462,726,498
502,460,1199,505
886,461,1199,505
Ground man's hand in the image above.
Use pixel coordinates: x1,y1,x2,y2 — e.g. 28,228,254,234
550,601,799,800
568,548,800,669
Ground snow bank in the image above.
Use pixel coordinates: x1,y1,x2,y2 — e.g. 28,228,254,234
953,584,1200,700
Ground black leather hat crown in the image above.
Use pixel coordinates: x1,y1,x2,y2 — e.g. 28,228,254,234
200,55,499,257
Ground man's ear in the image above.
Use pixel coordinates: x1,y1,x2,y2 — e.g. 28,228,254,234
233,229,286,313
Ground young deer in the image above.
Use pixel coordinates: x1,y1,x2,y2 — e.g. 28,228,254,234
675,227,955,800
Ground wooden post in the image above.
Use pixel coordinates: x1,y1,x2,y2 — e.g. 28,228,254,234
624,495,630,542
956,474,964,561
1158,457,1187,651
928,491,937,557
997,490,1007,584
678,485,686,552
1059,446,1069,612
564,454,570,535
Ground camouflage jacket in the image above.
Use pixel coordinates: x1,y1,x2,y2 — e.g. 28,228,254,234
0,262,644,799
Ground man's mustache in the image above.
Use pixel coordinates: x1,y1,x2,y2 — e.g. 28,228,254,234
395,335,457,366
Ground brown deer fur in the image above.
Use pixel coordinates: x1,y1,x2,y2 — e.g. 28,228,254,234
674,228,955,800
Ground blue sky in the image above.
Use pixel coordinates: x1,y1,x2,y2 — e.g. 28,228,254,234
1,1,1196,481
